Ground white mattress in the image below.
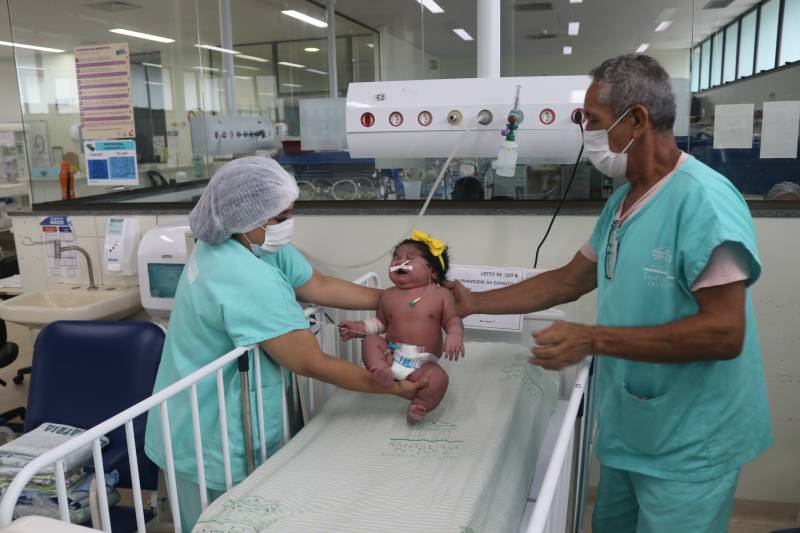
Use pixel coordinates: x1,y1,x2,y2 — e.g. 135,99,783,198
194,342,560,533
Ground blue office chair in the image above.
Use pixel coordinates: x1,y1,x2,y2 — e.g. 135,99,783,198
24,320,165,532
0,319,24,433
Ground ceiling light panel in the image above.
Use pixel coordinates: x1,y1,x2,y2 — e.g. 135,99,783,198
416,0,444,14
452,28,474,41
195,43,239,54
568,22,580,35
0,40,64,53
109,28,174,43
236,54,269,63
655,20,672,32
281,10,328,28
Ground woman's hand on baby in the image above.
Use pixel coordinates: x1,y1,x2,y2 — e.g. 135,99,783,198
394,377,429,400
338,320,367,341
444,334,465,361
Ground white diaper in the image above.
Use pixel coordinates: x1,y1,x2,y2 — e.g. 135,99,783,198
388,342,438,380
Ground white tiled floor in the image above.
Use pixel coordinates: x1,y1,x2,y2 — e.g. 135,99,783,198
583,492,799,533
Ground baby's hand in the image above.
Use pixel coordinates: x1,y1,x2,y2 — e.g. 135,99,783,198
338,320,367,341
444,334,465,361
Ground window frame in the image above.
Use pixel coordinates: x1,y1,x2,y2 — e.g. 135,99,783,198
711,29,724,86
692,0,797,93
691,45,702,92
722,20,739,82
776,0,787,66
738,7,759,79
700,39,712,90
756,0,780,73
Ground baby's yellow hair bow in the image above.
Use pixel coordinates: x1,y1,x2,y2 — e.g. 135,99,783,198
411,230,446,270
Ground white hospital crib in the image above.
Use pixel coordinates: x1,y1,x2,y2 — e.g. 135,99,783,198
0,272,595,533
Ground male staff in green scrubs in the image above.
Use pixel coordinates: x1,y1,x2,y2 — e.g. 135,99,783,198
449,55,772,532
144,157,423,533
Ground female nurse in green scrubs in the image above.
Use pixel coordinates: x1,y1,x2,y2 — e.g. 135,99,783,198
144,157,424,532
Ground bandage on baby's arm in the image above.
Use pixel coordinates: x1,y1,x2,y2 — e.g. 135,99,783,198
363,316,386,335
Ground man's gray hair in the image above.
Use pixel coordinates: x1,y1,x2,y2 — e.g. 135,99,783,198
590,54,676,132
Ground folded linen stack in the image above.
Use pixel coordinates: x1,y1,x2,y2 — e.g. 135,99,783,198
0,423,119,523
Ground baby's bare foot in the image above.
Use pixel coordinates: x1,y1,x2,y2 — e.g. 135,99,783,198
369,367,394,388
406,402,428,424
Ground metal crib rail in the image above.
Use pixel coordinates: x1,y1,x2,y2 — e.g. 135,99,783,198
526,357,593,533
0,344,250,531
306,271,380,415
0,272,382,532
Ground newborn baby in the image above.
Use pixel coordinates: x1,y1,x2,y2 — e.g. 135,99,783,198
339,231,464,424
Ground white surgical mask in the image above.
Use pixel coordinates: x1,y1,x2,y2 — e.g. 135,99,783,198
583,107,635,180
244,218,294,256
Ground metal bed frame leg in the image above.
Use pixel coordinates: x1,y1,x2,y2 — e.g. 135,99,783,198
238,354,255,475
566,415,580,533
572,357,596,533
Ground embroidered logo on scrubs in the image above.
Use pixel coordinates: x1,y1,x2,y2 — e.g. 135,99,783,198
644,246,675,289
651,247,672,263
187,251,199,283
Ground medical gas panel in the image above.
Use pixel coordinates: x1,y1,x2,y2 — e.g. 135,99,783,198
346,76,590,163
190,114,277,156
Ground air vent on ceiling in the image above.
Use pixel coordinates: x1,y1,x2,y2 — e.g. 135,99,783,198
526,32,558,40
515,2,554,12
86,1,141,11
703,0,735,9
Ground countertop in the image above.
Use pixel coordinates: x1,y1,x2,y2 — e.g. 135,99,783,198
8,199,800,217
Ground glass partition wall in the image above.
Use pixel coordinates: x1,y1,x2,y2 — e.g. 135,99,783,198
691,0,800,198
4,0,799,206
4,0,379,205
0,0,31,213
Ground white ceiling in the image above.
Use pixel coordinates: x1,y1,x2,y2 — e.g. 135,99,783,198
2,0,371,55
0,0,765,64
333,0,762,58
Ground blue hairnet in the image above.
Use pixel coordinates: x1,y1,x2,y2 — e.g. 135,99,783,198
189,157,299,244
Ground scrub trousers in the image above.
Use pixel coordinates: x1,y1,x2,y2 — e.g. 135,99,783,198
592,464,740,533
175,476,225,533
